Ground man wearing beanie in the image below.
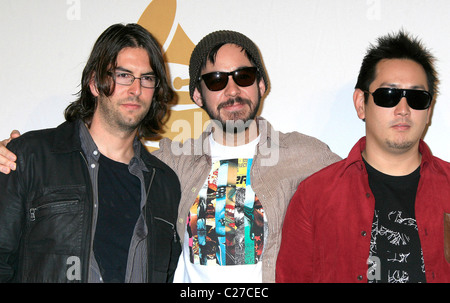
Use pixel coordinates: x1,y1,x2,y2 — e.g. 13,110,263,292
0,30,341,283
154,30,341,283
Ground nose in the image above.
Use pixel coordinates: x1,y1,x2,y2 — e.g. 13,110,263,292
394,97,411,116
128,78,142,96
223,75,241,97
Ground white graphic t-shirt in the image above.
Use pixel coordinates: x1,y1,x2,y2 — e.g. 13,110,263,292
174,134,267,283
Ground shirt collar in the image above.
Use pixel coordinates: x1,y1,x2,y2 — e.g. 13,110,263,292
78,120,148,172
79,120,100,163
343,136,436,174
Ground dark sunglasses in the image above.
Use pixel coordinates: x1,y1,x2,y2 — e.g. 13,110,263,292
365,87,432,110
200,67,258,91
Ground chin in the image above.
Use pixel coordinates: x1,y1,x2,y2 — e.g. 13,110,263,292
385,139,415,151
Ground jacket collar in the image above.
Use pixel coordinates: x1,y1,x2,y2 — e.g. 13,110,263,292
256,116,284,148
51,120,83,154
51,119,167,171
343,136,437,175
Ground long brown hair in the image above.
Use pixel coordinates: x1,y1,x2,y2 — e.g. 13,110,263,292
64,23,174,138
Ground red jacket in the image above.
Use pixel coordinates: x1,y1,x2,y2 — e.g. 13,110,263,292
276,137,450,283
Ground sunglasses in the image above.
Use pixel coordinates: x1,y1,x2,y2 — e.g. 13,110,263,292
365,87,432,110
200,67,258,91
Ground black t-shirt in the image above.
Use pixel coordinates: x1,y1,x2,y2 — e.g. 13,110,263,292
364,159,426,283
93,154,141,283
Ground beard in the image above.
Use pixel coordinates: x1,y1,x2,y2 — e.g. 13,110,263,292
202,92,261,134
385,139,415,151
384,119,418,152
97,96,148,133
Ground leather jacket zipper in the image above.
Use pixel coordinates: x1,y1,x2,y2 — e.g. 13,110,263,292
29,200,79,221
154,216,178,243
29,208,36,221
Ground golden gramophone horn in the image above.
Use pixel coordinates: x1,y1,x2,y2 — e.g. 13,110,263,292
138,0,211,150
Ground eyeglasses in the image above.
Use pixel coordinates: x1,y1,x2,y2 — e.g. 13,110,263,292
110,71,159,88
364,87,432,110
200,67,258,91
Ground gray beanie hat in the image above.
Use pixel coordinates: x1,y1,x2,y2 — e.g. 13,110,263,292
189,30,269,101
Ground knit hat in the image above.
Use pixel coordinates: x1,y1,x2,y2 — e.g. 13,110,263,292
189,30,269,101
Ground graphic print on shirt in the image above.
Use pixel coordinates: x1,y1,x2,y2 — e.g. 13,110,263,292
187,159,265,266
368,210,425,283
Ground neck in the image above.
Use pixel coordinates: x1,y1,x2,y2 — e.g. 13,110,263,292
211,119,259,146
88,116,137,164
362,139,422,176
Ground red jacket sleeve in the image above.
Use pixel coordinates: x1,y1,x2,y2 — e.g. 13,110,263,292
276,180,314,282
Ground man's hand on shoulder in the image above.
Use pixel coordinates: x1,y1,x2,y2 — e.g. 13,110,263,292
0,130,20,174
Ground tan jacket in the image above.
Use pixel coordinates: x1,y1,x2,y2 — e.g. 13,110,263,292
153,117,341,282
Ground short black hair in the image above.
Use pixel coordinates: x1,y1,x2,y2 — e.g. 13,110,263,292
355,30,438,102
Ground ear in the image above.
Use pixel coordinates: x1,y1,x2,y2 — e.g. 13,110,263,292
426,98,433,124
89,74,99,97
425,108,431,125
258,78,266,96
353,89,366,121
193,87,203,107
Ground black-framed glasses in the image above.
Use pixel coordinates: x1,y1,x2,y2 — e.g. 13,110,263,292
200,67,258,91
365,87,432,110
110,71,159,88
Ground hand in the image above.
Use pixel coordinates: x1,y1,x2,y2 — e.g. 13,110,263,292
0,130,20,174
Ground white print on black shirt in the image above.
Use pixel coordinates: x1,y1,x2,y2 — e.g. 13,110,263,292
368,210,425,283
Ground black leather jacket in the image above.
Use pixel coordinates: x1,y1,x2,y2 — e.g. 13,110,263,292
0,121,181,282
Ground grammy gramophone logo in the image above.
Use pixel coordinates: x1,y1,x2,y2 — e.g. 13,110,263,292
138,0,210,150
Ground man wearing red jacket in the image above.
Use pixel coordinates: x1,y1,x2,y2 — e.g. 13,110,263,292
276,31,450,283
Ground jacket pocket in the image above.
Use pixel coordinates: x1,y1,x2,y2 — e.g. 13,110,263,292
154,216,178,243
151,217,178,278
29,200,79,221
25,186,86,253
21,186,87,282
26,199,82,253
444,213,450,263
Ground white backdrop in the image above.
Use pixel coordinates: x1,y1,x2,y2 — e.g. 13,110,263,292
2,0,450,160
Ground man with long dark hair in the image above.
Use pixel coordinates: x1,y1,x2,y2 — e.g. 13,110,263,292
0,23,181,282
